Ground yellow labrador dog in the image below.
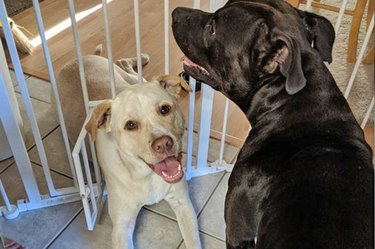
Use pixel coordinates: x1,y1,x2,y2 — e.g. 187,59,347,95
55,46,200,248
85,75,202,249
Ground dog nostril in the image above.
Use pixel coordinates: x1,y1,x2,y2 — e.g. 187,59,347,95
152,136,174,154
166,139,173,150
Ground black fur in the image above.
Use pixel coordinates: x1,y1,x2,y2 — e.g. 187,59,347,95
172,0,373,248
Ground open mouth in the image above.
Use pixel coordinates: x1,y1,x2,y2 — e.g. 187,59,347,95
147,153,184,184
181,55,213,84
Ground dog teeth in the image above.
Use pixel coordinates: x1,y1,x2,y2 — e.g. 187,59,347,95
199,66,209,74
161,167,182,179
183,60,209,75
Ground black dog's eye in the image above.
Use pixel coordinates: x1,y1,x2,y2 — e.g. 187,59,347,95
125,121,138,130
160,105,171,115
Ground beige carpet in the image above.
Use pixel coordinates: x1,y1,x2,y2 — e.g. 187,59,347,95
303,0,374,124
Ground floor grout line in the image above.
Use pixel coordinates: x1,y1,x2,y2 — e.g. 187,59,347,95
176,239,184,249
25,125,60,152
14,89,52,105
197,172,226,218
0,160,15,175
43,206,84,249
31,161,74,180
143,206,178,223
200,230,226,243
0,125,60,176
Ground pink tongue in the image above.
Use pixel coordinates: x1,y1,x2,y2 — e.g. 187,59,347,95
153,157,180,176
181,55,199,67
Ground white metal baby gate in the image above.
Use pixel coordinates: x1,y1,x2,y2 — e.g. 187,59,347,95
0,0,374,232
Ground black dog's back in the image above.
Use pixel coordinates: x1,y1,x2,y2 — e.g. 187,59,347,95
254,144,373,248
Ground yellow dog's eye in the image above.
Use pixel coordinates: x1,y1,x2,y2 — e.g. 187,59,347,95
125,121,138,130
160,105,171,115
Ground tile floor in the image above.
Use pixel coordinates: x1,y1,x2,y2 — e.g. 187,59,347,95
0,71,238,249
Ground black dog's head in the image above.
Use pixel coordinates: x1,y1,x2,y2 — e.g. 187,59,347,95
172,0,334,108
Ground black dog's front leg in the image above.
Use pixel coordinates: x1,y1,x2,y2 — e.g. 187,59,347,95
225,175,259,248
225,188,257,249
226,238,256,249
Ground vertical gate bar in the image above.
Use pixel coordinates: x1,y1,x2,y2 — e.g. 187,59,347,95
186,78,197,180
306,0,312,11
164,0,170,74
102,0,116,99
185,0,200,180
361,97,374,129
32,0,78,190
0,179,13,212
0,74,41,202
193,0,200,9
334,0,348,33
219,98,229,164
72,130,95,229
72,139,89,199
95,0,115,187
73,150,94,230
344,15,374,99
89,136,102,188
81,143,98,216
209,0,223,11
196,84,214,169
0,2,57,197
72,114,102,230
0,42,23,133
133,0,143,82
196,0,223,170
0,40,23,163
68,0,90,115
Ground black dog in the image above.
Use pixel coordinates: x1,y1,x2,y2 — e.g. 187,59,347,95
172,0,373,248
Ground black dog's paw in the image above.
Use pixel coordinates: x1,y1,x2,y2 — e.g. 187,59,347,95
178,71,202,92
227,239,256,249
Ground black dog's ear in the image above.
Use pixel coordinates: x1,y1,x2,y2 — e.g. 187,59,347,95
263,29,306,95
299,11,335,63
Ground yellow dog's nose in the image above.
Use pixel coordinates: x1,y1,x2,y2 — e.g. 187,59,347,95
152,136,174,154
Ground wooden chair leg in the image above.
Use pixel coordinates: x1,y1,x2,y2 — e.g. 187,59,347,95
347,0,368,63
363,0,374,65
363,47,374,64
367,0,374,28
287,0,301,8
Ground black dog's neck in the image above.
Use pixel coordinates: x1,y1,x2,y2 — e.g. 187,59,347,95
224,74,284,117
246,74,286,125
239,52,367,159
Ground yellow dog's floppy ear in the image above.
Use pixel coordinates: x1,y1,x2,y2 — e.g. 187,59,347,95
153,74,192,97
85,100,112,141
